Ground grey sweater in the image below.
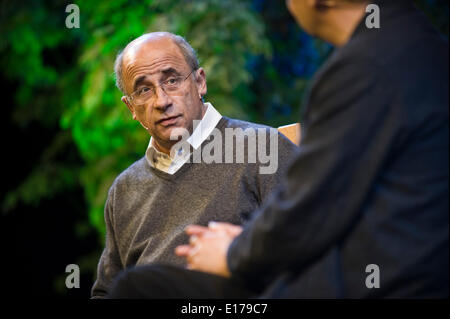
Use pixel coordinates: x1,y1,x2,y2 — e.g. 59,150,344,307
91,117,298,298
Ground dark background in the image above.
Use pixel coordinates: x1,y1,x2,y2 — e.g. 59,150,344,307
0,0,448,298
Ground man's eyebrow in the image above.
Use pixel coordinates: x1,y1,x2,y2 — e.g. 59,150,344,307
161,67,181,76
133,75,148,91
132,68,181,91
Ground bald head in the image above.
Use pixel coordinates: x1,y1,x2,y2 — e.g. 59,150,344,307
114,32,199,94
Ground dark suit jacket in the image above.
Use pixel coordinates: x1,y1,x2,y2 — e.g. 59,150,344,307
227,1,449,298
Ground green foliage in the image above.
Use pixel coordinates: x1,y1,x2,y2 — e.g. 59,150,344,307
69,0,271,240
1,0,271,243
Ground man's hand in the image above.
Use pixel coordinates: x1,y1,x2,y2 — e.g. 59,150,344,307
175,222,243,277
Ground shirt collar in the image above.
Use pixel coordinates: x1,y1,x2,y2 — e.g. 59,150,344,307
146,102,222,164
186,102,222,150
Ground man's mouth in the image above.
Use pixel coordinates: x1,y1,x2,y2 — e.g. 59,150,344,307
157,115,181,127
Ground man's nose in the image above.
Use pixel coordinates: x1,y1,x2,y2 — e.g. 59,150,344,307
153,86,172,112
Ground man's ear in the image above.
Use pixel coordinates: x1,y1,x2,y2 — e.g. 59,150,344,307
195,67,207,98
122,96,137,120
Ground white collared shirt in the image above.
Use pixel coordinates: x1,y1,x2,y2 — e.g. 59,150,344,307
145,102,222,174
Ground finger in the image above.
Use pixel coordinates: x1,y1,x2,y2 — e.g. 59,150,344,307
186,263,197,271
189,235,198,246
175,245,191,256
185,224,209,236
186,244,200,267
208,221,234,230
226,225,243,237
208,222,243,236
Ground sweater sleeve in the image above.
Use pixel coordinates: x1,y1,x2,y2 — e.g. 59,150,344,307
91,186,123,298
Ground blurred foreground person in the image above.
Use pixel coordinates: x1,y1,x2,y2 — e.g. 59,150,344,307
109,0,448,298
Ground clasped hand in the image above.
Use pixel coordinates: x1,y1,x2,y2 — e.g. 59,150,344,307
175,222,243,277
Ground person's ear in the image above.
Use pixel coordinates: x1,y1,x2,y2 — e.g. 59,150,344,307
121,96,137,120
194,68,207,100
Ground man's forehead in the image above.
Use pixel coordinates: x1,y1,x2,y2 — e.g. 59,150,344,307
123,36,184,68
121,35,190,92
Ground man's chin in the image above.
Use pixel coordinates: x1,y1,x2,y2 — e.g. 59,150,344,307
165,126,190,142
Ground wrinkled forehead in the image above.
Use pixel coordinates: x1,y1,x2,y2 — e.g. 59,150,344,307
121,36,189,92
123,37,187,73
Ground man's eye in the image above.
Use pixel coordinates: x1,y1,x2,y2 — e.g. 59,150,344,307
138,87,151,95
166,78,179,85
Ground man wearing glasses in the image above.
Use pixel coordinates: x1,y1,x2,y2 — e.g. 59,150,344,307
90,32,298,298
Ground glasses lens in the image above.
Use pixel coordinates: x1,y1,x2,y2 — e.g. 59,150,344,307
131,70,193,104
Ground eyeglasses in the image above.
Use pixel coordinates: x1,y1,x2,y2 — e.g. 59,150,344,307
127,69,195,106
